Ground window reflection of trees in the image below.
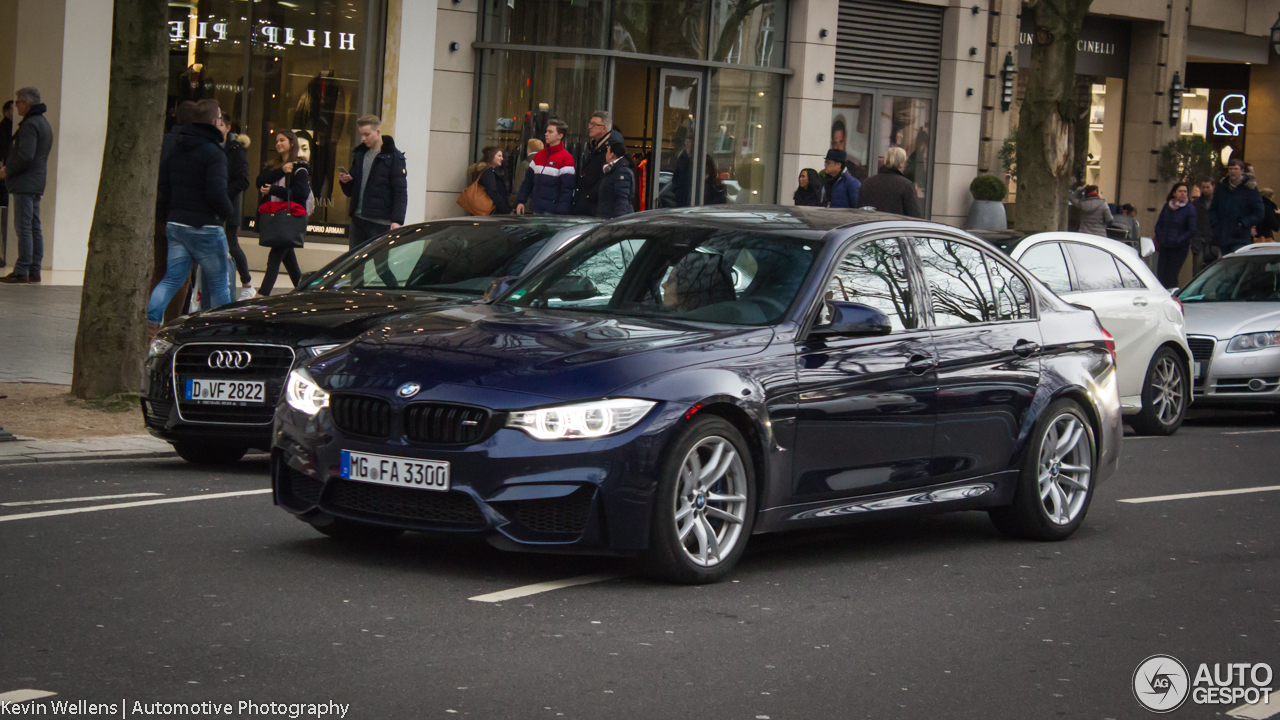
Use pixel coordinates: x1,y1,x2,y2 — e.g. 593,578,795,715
913,238,998,326
825,239,916,331
985,257,1032,320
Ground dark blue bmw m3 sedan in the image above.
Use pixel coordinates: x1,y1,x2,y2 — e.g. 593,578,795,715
271,207,1123,583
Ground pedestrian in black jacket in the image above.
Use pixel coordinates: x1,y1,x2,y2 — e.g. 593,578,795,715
1209,158,1265,255
255,130,310,296
338,114,407,250
146,99,233,337
574,111,624,216
1,88,54,283
1154,183,1197,288
477,146,511,215
793,168,824,207
215,112,254,299
856,147,921,217
0,101,13,206
595,142,634,219
1191,180,1214,273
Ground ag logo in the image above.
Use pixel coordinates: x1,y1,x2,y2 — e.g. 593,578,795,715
1134,654,1190,713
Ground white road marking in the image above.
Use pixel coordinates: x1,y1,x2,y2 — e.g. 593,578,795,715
0,489,272,522
1223,429,1280,435
469,574,623,603
1118,485,1280,504
2,492,164,507
0,689,56,703
1228,699,1280,719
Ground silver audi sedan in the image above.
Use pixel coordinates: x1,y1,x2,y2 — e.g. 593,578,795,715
1177,244,1280,411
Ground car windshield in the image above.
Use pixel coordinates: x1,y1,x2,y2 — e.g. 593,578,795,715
1179,255,1280,303
503,226,823,325
309,221,586,294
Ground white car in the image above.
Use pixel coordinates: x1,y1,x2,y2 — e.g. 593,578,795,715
1176,244,1280,411
1011,232,1192,435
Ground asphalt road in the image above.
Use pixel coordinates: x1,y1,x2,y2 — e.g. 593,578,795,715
1,410,1277,720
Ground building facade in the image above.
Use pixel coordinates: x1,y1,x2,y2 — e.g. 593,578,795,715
1,0,1277,284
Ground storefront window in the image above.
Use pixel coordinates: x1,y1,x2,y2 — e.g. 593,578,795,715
475,50,608,193
709,0,784,67
704,69,781,206
875,95,931,205
167,0,385,237
613,0,708,59
483,0,609,49
832,92,873,180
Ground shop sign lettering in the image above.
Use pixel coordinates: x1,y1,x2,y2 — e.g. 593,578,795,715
1018,33,1116,57
169,21,356,51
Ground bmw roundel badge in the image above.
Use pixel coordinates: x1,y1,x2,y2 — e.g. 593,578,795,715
397,382,421,398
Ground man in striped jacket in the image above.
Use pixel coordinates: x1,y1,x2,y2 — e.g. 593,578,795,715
516,119,575,215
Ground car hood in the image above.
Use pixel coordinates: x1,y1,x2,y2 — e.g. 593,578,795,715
1182,302,1280,339
309,304,773,402
165,290,479,346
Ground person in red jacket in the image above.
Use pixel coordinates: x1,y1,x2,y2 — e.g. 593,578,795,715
516,119,575,215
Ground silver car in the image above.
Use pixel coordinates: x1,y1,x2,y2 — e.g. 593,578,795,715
1177,244,1280,411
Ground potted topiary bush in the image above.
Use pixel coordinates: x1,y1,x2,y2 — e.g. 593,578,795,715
966,175,1008,230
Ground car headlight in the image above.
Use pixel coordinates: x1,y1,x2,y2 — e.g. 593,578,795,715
285,369,330,415
1226,332,1280,353
506,398,656,440
307,343,343,358
147,337,174,359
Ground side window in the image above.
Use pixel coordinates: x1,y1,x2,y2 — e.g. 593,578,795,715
1065,243,1125,291
543,238,643,307
1115,258,1147,289
986,255,1033,320
1018,243,1072,294
913,237,998,327
823,238,917,331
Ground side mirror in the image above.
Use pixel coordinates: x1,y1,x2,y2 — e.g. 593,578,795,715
546,275,600,301
483,275,520,303
812,301,893,337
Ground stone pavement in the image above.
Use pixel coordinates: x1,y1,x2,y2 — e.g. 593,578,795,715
0,284,81,384
0,434,174,465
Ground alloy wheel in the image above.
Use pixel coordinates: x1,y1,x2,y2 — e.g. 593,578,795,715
674,436,749,567
1037,414,1093,526
1150,355,1185,426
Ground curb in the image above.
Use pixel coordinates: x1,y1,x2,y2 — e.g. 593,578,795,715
0,448,177,466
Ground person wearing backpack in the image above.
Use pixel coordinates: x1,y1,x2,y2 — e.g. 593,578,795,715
255,130,310,296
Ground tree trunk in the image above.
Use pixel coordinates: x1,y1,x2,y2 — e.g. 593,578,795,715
1016,0,1093,233
71,0,169,400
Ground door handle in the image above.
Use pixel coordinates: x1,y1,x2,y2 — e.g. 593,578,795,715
1132,296,1149,306
1013,340,1041,358
905,354,936,375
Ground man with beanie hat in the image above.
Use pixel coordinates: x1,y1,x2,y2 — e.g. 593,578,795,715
823,148,860,209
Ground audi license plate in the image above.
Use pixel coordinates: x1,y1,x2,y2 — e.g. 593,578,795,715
341,451,450,492
183,378,266,404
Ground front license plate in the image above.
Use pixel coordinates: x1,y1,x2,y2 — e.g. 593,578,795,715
1192,361,1203,378
184,378,266,404
341,451,450,492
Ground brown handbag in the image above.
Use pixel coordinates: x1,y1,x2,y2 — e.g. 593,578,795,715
457,178,495,216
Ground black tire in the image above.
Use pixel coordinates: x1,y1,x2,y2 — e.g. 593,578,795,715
1129,347,1188,436
173,440,248,466
310,516,405,544
990,398,1097,541
641,416,757,584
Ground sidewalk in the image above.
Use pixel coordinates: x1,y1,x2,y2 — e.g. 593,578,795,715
0,284,80,384
0,434,174,465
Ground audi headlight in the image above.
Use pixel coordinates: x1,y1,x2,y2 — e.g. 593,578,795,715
506,398,656,440
285,369,330,415
147,337,174,360
1226,332,1280,353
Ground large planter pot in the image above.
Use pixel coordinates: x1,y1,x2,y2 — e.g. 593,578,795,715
966,199,1008,230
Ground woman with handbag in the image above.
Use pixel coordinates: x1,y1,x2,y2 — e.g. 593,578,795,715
1153,182,1198,289
458,146,508,216
256,130,310,295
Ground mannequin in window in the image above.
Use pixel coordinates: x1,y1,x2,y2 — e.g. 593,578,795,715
294,68,347,209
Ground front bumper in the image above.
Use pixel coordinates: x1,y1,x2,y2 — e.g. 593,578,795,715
1188,335,1280,406
271,395,677,553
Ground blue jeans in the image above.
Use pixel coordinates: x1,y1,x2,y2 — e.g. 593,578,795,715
147,224,231,323
11,193,43,276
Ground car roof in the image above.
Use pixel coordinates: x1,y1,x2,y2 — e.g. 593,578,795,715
404,215,599,231
1010,230,1167,293
1227,243,1280,256
605,205,947,240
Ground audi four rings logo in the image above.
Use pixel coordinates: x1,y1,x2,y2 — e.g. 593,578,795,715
208,350,253,370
